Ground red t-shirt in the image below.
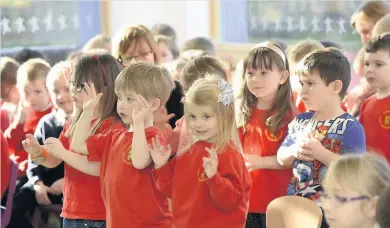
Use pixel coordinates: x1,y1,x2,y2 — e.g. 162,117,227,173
155,141,251,228
359,95,390,163
59,117,123,220
86,126,171,228
1,131,11,197
239,108,293,213
5,106,52,175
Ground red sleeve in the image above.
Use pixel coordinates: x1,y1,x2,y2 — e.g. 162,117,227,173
359,99,368,126
86,130,114,162
141,127,167,171
154,157,176,199
205,147,251,212
1,110,9,132
1,131,11,197
4,123,24,155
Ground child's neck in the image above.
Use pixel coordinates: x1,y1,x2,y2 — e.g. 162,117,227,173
313,103,344,121
376,86,390,99
256,94,275,110
37,102,52,112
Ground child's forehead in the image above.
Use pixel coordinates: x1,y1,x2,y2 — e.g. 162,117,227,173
187,103,214,113
20,79,46,88
364,50,390,61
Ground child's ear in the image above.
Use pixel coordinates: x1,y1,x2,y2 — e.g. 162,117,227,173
279,70,290,85
331,80,343,95
150,98,161,112
363,196,379,219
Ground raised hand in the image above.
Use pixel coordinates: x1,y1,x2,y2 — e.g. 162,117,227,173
22,134,42,158
15,98,32,124
82,82,103,111
132,94,153,124
149,136,171,169
153,107,175,126
202,147,218,178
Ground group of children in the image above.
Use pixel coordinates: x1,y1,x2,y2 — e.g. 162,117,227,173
1,7,390,228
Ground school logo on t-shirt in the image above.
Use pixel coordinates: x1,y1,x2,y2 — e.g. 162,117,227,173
122,148,133,164
379,110,390,129
197,169,207,182
265,128,284,142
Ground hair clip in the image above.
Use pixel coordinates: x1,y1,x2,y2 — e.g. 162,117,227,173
217,80,234,106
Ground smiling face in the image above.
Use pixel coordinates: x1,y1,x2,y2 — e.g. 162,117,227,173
186,104,218,143
50,75,73,115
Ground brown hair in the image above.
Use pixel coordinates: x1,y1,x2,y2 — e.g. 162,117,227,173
151,23,177,41
65,53,122,137
82,34,111,52
351,1,390,28
1,57,19,85
366,32,390,54
154,34,179,59
111,24,157,63
372,14,390,37
115,62,175,106
238,43,293,133
16,58,51,86
181,37,215,56
288,39,324,65
295,47,351,99
181,55,227,91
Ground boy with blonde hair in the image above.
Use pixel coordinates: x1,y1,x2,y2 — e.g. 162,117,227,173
4,58,52,174
42,62,175,227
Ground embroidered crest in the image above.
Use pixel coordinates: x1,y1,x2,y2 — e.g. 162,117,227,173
217,80,234,106
122,149,133,164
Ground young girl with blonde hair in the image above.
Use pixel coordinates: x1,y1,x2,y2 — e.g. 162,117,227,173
150,77,251,228
237,41,295,228
322,154,390,228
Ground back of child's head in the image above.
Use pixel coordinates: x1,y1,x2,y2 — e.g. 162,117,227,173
181,55,227,91
372,14,390,37
154,34,179,61
238,41,293,133
377,185,390,228
288,39,324,66
115,62,175,106
14,48,45,64
66,50,84,62
66,53,122,137
181,37,215,56
0,57,19,100
17,58,51,87
111,24,157,64
150,23,177,41
295,47,350,99
184,77,241,154
82,34,111,53
365,32,390,54
320,40,343,49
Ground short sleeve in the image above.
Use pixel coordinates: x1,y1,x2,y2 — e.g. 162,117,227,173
342,121,366,154
86,130,114,162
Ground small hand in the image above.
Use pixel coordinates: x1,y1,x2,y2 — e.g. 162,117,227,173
149,136,171,169
298,135,323,161
203,147,218,178
43,137,66,159
153,107,175,126
82,82,103,111
22,134,42,158
34,182,55,205
132,94,152,124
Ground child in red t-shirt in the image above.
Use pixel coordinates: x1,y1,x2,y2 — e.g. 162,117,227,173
22,53,123,228
150,78,251,228
4,58,52,175
360,33,390,163
44,62,175,228
236,41,294,228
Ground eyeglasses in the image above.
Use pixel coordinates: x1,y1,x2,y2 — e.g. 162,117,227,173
118,51,153,66
69,80,85,93
320,192,369,207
